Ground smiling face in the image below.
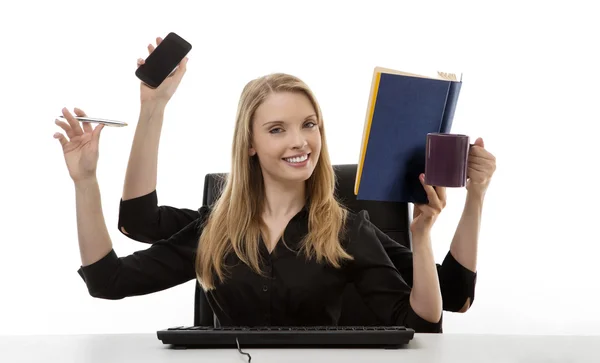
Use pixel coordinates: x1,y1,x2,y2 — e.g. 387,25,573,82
249,91,322,186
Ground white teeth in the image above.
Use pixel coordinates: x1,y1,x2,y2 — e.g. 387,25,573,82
284,154,308,163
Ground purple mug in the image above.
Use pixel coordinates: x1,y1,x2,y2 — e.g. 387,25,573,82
424,133,471,187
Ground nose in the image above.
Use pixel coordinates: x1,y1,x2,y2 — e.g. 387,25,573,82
290,130,308,150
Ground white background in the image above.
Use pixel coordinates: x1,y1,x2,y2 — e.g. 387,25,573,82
0,0,598,336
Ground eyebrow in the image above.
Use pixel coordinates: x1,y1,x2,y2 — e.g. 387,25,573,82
262,114,317,127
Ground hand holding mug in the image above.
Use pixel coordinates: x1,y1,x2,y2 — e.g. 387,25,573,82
466,137,496,195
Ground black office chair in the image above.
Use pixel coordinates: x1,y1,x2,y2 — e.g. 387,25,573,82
193,164,412,327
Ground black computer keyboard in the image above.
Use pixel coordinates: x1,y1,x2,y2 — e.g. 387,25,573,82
157,325,415,349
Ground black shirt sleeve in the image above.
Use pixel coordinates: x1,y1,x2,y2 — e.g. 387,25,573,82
374,223,477,312
345,210,442,333
77,206,211,300
118,190,201,243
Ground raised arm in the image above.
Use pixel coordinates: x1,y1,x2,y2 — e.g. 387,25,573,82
345,175,446,333
346,210,442,333
446,137,496,311
375,173,478,313
375,226,477,313
118,37,196,243
55,107,204,299
54,108,112,266
77,183,204,299
118,190,200,243
123,37,188,201
78,215,205,299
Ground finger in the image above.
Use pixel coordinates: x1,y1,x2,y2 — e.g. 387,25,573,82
468,153,491,160
414,204,438,219
467,159,493,173
435,185,447,206
413,201,423,216
412,207,420,219
55,119,76,139
467,168,486,181
148,43,155,54
53,132,68,148
137,58,145,67
420,174,441,208
74,107,92,133
92,123,104,144
469,147,494,160
468,156,496,170
473,137,485,148
172,57,188,81
61,107,84,136
156,37,163,45
468,157,494,167
81,121,92,133
74,108,87,117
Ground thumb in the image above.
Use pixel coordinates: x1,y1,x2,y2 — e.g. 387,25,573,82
92,124,104,144
474,137,484,148
173,57,188,80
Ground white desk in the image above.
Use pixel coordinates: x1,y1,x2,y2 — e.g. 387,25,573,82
0,333,598,363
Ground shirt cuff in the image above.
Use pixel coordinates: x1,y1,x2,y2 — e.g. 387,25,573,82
77,249,120,297
439,251,477,312
119,190,158,217
118,190,159,241
405,305,443,333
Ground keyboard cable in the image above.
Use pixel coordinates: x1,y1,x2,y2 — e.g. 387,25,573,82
236,337,251,362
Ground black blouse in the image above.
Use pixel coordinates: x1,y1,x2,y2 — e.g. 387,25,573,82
77,191,477,334
115,190,476,313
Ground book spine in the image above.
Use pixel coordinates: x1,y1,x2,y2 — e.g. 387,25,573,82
439,82,462,133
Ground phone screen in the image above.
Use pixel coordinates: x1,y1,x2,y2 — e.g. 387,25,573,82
135,32,192,88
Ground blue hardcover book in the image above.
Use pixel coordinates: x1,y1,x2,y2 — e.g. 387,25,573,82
354,67,462,203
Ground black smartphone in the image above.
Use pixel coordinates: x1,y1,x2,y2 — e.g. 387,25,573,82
135,32,192,88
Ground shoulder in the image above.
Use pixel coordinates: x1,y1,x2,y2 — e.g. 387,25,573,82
163,205,213,248
344,209,372,230
196,205,213,229
342,209,377,246
341,209,397,268
198,205,212,218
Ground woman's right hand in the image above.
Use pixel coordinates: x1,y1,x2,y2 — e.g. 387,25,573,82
54,107,104,183
137,37,188,104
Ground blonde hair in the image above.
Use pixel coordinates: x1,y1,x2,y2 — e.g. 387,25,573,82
196,73,352,290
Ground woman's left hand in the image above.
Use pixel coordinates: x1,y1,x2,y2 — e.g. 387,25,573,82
466,137,497,196
411,174,446,236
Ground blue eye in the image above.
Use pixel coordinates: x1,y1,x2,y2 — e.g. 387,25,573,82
269,127,283,134
305,121,317,128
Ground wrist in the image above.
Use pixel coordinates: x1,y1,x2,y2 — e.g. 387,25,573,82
411,231,432,248
140,99,168,112
74,177,99,190
139,101,167,125
466,189,486,207
466,186,487,200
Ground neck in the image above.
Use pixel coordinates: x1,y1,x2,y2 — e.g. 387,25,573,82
262,178,306,219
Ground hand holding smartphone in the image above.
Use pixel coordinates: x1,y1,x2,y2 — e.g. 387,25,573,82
135,32,192,89
55,33,192,128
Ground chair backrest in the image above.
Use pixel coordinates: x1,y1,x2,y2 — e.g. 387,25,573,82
194,164,411,326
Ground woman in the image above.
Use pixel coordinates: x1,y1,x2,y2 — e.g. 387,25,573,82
54,71,447,333
111,39,493,315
